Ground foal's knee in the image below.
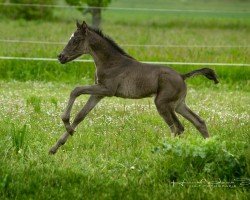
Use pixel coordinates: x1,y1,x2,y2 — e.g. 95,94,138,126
70,87,81,98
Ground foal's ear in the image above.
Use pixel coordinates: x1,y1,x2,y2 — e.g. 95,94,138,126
82,21,88,29
76,20,81,29
76,20,88,34
76,20,88,30
81,21,89,35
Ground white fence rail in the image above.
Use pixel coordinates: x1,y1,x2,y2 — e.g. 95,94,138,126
0,56,249,67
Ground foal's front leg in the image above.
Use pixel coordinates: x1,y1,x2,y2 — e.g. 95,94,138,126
49,95,103,154
61,84,113,134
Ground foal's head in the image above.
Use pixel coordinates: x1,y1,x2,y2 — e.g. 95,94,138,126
58,21,89,64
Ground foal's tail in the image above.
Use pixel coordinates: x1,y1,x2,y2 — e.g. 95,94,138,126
182,68,219,84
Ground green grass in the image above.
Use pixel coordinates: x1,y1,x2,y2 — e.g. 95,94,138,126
0,81,249,199
0,0,249,199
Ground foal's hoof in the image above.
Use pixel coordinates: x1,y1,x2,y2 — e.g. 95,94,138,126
174,132,184,137
49,147,57,155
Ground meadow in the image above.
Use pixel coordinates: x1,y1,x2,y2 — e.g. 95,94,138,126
0,0,249,199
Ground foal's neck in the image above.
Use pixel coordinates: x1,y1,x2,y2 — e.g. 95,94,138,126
87,31,130,70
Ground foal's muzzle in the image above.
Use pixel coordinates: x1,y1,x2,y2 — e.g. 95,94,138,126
58,53,68,64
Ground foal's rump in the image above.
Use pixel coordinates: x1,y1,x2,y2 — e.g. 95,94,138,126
157,67,187,102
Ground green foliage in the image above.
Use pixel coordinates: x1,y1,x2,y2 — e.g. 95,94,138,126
26,96,42,113
65,0,112,27
50,97,58,108
65,0,111,7
0,0,55,20
0,174,10,192
152,138,248,181
10,124,27,154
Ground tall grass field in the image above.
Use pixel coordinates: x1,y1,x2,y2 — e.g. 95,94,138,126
0,0,249,199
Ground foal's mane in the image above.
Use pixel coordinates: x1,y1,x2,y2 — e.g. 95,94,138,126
89,27,134,59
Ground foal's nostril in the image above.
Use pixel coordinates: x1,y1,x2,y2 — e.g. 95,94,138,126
58,54,63,59
58,53,68,64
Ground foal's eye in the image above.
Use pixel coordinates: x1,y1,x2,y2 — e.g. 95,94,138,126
72,39,78,45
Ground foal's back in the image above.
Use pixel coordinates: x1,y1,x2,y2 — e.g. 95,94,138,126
114,60,185,99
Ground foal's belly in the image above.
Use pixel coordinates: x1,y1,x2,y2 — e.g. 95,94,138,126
114,76,158,99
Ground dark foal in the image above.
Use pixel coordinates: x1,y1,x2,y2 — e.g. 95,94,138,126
49,21,219,154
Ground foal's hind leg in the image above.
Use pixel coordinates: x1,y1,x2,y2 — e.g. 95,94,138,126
176,102,209,138
155,97,184,136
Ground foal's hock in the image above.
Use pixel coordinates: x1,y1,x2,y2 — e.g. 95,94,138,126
49,21,219,155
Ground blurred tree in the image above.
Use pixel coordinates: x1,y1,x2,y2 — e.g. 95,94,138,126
65,0,112,28
0,0,55,20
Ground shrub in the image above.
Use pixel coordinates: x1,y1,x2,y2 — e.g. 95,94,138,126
0,0,55,20
152,138,248,182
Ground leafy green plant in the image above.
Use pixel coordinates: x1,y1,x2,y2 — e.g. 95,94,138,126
0,174,10,191
50,97,58,108
152,138,248,181
26,96,42,113
10,124,27,154
1,0,55,20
